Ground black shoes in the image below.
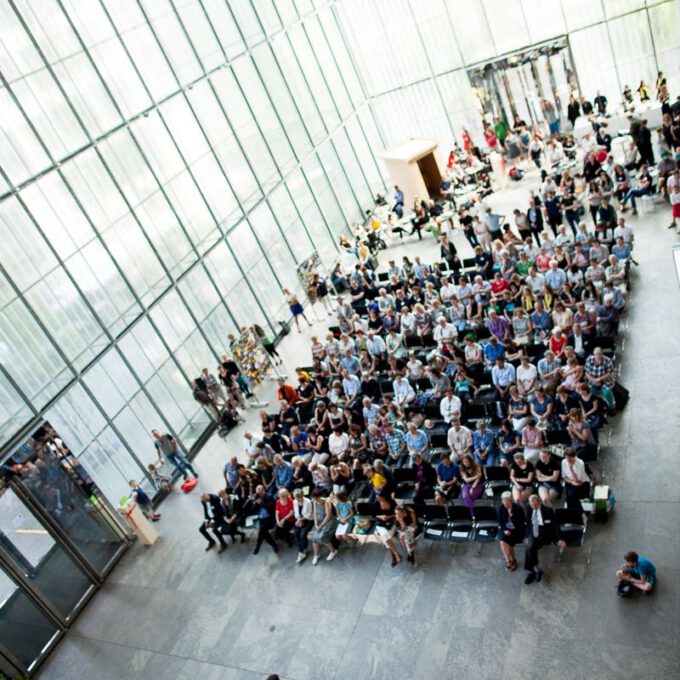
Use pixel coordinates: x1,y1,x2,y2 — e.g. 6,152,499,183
525,569,543,584
217,544,227,554
205,540,216,552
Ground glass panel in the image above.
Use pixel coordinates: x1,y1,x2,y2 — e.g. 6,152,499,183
0,567,60,671
450,0,495,64
482,0,530,54
0,485,93,620
13,425,129,578
560,0,605,31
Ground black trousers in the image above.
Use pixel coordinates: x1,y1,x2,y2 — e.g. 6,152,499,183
524,534,549,572
565,482,590,510
255,518,278,552
199,521,227,547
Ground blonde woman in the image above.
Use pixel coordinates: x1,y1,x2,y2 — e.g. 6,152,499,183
309,489,337,565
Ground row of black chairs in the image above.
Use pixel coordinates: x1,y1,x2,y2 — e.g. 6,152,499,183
354,501,586,548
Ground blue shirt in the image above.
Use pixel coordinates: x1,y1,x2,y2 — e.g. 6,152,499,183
437,461,458,483
484,341,505,362
545,268,566,292
633,556,656,583
340,354,360,374
274,463,293,489
406,430,428,453
531,310,552,331
472,430,494,453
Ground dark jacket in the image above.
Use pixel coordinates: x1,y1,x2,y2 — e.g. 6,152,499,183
202,494,226,522
524,503,560,543
497,502,526,542
526,206,543,231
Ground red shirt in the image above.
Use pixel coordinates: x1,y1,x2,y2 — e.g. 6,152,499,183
462,131,472,151
549,334,567,355
491,278,510,295
484,128,498,148
276,497,294,522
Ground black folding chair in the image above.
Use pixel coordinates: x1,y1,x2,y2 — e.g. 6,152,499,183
472,505,500,547
483,466,511,499
420,504,450,541
394,468,418,501
554,507,586,548
446,505,473,543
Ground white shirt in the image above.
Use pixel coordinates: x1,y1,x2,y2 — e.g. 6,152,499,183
393,379,415,403
328,432,349,456
244,436,259,461
440,395,462,423
516,363,538,392
526,272,545,294
440,283,457,303
613,225,633,244
433,323,458,348
561,457,590,484
447,425,472,456
293,497,313,520
401,313,416,333
366,336,386,356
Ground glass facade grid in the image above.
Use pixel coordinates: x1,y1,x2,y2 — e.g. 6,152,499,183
0,0,386,507
335,0,680,151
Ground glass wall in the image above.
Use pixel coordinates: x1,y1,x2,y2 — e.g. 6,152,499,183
0,0,387,505
336,0,680,153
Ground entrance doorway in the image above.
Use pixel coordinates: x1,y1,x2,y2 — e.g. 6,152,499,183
0,423,129,676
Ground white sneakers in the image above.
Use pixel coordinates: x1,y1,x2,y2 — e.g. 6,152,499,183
296,552,307,564
312,555,320,565
326,550,338,562
307,551,338,565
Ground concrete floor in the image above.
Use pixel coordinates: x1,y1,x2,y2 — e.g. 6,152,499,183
38,168,680,680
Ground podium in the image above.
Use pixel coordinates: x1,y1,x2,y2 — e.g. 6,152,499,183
117,501,159,546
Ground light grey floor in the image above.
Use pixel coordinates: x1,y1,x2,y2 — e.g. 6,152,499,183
38,169,680,680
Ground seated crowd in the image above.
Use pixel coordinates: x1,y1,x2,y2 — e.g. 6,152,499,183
198,195,633,574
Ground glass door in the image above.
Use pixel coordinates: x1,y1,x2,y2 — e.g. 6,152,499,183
0,565,63,676
7,424,128,578
0,483,95,622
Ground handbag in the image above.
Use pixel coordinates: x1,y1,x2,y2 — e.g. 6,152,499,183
181,478,198,493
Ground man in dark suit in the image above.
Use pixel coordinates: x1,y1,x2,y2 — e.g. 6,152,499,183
199,493,229,553
524,494,566,584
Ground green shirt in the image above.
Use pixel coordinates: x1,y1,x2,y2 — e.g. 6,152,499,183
494,121,508,142
516,259,534,276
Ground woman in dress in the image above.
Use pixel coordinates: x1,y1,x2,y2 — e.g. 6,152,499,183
309,489,338,565
332,491,357,545
497,491,526,571
510,452,536,505
283,288,312,333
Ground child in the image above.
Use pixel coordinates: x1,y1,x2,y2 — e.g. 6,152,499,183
129,480,160,521
147,463,172,492
670,183,680,234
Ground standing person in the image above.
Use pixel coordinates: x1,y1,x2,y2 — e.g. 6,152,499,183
497,491,526,571
253,324,282,365
374,491,402,567
483,122,498,149
542,99,559,136
251,485,279,555
151,430,198,480
192,379,220,421
616,551,656,596
220,354,254,398
670,182,680,234
199,492,229,553
129,480,160,522
524,494,566,584
494,117,508,148
593,91,607,115
635,119,654,166
567,95,580,128
284,288,312,333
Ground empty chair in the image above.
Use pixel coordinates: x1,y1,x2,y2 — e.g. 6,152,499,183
554,507,586,547
545,429,571,446
472,505,500,543
484,466,511,499
420,504,450,541
377,271,390,282
447,505,473,542
394,468,418,501
356,502,380,518
405,334,422,348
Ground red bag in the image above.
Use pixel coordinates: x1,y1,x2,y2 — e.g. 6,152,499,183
181,478,198,493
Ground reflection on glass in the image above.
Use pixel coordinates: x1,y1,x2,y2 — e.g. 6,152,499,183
5,424,126,575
